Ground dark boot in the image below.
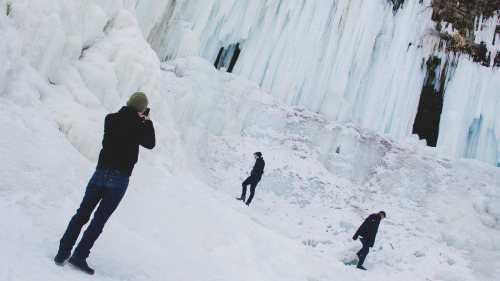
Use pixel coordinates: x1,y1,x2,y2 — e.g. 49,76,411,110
236,196,245,201
68,256,95,275
54,250,70,265
356,265,367,270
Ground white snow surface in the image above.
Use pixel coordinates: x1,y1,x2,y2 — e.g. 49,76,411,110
0,1,500,281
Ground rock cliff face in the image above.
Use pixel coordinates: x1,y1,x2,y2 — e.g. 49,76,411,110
432,0,500,32
431,0,500,66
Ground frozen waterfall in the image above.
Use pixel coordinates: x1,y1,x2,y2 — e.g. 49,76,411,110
135,0,500,167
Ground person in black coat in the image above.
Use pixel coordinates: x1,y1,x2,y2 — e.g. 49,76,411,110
54,92,155,275
352,211,386,270
237,152,265,206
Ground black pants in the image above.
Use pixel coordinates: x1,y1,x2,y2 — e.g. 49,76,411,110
356,237,370,268
241,175,261,205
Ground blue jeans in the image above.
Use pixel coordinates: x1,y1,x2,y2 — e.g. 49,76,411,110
58,168,129,259
356,237,370,267
241,175,261,204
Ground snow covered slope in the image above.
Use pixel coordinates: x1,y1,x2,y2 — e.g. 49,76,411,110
1,1,499,281
161,57,500,281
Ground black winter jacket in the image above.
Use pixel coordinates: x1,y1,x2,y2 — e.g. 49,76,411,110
352,213,382,247
250,157,265,177
97,106,155,176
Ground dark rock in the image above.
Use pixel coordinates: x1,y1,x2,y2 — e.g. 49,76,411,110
431,0,500,67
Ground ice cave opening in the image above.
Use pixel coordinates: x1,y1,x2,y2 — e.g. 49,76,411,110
214,43,241,73
412,56,444,147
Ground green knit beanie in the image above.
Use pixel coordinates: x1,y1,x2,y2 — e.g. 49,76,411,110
126,92,148,112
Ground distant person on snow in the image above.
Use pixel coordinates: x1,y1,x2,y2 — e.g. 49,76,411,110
352,211,386,270
54,92,155,275
236,152,265,206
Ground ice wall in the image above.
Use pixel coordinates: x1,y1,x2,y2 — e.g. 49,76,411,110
438,57,500,165
135,0,500,166
436,14,500,166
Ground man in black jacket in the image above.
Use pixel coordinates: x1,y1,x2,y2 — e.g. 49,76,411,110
54,92,155,275
237,152,265,206
352,211,386,270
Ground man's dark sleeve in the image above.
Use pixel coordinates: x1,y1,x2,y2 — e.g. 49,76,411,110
352,232,359,240
140,120,155,149
353,218,368,240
